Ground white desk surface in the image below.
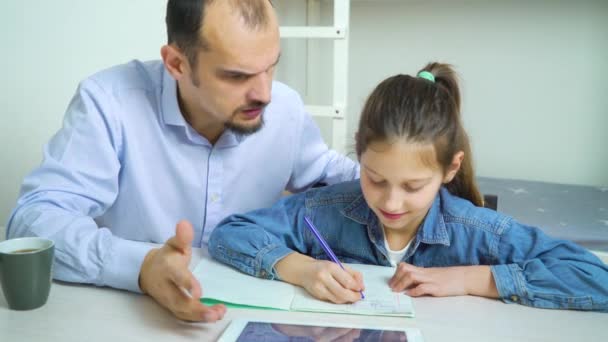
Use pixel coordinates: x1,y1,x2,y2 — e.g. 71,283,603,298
1,226,606,342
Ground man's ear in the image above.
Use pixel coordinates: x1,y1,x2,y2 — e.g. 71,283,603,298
443,151,464,183
161,44,188,81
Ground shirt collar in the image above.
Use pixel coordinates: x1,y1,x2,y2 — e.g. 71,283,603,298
416,188,451,247
160,67,243,148
341,194,385,245
160,67,186,127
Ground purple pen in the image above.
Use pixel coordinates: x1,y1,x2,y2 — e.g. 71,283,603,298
303,216,365,299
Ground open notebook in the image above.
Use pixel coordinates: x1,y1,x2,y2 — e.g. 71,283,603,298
193,257,414,317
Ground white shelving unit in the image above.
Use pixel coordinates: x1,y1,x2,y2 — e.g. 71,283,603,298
279,0,350,154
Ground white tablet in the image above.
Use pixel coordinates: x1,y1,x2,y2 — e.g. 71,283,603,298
218,318,424,342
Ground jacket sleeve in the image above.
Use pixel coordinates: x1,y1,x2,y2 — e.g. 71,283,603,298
6,79,154,293
490,219,608,312
208,192,310,280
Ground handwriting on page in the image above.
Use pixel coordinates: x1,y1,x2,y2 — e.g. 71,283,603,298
290,263,415,317
351,292,410,313
290,287,413,317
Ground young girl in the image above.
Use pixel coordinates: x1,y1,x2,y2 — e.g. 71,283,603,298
209,63,608,311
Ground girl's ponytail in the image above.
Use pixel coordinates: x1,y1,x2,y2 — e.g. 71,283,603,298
419,63,483,207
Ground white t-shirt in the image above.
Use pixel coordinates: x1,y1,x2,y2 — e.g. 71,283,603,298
384,238,412,267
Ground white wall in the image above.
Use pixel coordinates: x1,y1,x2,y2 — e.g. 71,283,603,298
348,0,608,187
1,0,607,224
0,1,166,224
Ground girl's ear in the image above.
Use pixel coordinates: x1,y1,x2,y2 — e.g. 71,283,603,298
443,151,464,183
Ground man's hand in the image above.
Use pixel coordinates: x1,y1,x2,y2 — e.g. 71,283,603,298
275,253,365,304
388,262,499,298
139,220,227,322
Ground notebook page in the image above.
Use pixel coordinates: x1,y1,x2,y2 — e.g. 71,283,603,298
290,263,414,317
193,258,295,310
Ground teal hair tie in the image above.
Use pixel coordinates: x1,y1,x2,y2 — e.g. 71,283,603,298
417,71,435,83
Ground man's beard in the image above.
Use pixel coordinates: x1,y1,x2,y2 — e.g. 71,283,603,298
224,106,266,137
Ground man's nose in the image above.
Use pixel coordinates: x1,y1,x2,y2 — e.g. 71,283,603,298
247,72,271,104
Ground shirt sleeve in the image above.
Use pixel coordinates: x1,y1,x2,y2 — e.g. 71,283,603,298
490,219,608,312
286,102,359,193
208,192,310,280
6,79,154,293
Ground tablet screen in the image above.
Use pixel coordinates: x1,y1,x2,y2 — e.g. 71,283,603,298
235,321,408,341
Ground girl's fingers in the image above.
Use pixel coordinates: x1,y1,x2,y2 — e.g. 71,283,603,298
348,268,366,291
324,273,361,303
389,262,418,286
392,268,433,292
315,283,339,303
407,283,437,297
335,266,363,292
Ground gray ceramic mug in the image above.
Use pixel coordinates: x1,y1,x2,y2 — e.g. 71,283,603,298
0,237,54,310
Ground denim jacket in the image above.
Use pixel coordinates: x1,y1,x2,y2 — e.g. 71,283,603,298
209,180,608,312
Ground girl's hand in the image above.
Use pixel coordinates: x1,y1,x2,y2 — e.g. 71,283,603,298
388,263,498,298
275,253,365,304
301,260,365,304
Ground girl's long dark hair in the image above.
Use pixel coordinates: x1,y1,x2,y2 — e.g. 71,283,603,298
355,62,483,206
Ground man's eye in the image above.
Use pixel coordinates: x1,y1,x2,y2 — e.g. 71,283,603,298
226,73,249,81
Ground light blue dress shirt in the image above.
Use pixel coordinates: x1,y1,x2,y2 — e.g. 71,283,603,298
6,60,359,293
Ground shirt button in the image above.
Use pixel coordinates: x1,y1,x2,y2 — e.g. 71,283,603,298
510,295,519,302
211,194,219,203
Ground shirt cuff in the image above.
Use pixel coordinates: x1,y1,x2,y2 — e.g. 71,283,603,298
256,244,295,280
102,236,156,293
491,263,528,304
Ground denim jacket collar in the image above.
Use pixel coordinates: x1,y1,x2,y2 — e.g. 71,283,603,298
340,187,451,255
417,188,451,247
340,194,385,247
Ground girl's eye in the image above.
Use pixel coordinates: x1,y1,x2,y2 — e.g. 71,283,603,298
404,185,423,193
370,178,386,186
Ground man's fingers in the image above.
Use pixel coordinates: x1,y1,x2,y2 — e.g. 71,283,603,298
189,275,202,299
175,272,202,300
199,303,227,322
176,303,224,322
166,220,194,252
169,283,226,322
169,267,195,291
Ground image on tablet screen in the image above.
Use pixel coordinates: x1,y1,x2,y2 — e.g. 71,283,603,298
235,322,408,342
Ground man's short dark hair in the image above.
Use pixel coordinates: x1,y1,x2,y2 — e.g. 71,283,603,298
166,0,272,67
